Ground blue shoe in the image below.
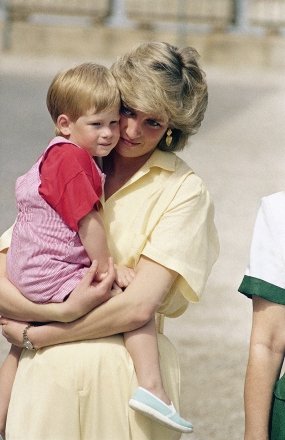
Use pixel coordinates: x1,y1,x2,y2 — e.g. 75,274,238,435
129,387,193,433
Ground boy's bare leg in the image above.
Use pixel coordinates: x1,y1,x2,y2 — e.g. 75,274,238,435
0,345,21,437
124,317,170,404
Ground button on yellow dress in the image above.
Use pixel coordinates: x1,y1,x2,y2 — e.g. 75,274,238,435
2,150,219,440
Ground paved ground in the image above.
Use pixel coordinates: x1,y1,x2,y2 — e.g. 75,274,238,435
1,53,285,440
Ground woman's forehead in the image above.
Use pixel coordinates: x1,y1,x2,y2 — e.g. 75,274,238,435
122,103,169,124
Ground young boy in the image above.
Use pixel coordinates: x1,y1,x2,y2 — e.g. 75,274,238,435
0,62,125,438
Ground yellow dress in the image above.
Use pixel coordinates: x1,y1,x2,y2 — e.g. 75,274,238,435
1,150,219,440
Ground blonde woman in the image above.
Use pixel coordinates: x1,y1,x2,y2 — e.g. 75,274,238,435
0,42,219,440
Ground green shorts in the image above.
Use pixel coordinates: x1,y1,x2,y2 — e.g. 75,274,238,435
270,372,285,440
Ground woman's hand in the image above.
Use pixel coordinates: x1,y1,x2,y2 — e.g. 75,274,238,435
59,258,116,322
1,318,28,347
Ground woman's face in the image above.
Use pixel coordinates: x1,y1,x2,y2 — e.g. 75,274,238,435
115,105,169,159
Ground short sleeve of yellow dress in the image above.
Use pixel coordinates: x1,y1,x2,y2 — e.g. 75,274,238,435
3,150,219,440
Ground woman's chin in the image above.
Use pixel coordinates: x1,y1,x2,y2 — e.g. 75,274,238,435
114,145,137,158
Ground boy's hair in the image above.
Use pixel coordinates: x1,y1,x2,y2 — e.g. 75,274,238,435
111,41,208,152
47,62,120,128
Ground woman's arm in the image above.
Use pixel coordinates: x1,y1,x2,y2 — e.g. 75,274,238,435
244,296,285,440
2,256,177,349
0,251,115,323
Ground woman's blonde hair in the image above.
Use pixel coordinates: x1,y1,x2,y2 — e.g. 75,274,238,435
111,41,208,152
47,62,120,132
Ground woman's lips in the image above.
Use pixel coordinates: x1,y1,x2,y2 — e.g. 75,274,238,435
120,137,140,147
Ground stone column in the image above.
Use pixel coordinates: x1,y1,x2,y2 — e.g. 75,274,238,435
106,0,133,27
232,0,249,32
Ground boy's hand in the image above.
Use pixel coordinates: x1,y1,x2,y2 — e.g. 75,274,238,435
114,265,135,289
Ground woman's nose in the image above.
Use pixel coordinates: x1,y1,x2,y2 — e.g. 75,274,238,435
125,118,142,139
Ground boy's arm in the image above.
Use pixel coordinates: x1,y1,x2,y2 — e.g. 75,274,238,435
78,210,136,288
78,209,110,275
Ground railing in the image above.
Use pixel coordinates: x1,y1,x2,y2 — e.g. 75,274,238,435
1,0,285,50
249,0,285,30
126,0,232,24
1,0,111,49
125,0,285,31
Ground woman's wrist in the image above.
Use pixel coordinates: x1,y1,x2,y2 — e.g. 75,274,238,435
28,324,55,350
31,301,79,324
46,301,77,323
28,321,73,349
22,324,36,350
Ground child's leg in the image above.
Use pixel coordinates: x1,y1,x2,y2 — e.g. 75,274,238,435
124,317,170,404
0,345,21,437
125,318,193,433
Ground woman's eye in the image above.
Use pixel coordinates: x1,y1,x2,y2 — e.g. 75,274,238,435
120,106,133,116
147,119,160,127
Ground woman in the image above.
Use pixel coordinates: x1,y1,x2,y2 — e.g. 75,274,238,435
239,192,285,440
0,41,219,440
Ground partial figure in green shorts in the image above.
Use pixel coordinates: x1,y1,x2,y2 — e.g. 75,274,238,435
239,191,285,440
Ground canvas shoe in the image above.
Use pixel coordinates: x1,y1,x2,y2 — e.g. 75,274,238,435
129,387,193,433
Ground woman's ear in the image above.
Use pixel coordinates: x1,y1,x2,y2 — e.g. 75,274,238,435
57,114,71,136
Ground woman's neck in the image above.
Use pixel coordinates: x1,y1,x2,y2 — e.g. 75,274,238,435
103,150,153,199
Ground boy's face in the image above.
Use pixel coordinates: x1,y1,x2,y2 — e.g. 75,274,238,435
61,106,120,157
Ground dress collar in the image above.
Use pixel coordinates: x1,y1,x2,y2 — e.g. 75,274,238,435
140,149,176,173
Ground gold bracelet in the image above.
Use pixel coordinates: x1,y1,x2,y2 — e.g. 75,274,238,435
22,324,35,350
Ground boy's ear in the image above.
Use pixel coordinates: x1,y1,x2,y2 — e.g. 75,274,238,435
57,114,71,136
